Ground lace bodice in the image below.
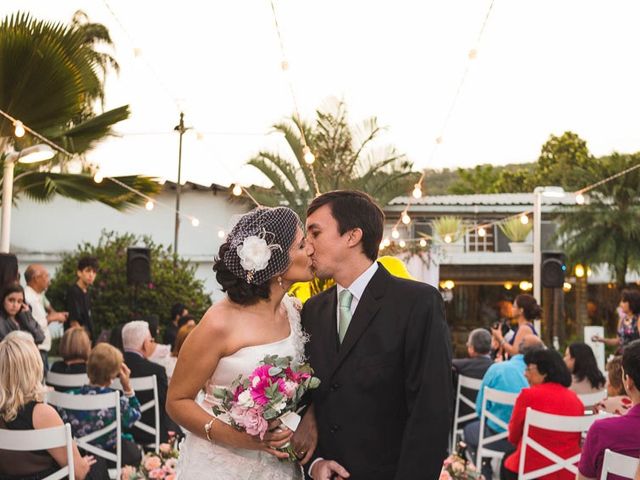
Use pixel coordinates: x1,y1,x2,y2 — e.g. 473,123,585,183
177,295,305,480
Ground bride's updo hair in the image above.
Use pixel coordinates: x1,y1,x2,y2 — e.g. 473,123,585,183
212,207,301,305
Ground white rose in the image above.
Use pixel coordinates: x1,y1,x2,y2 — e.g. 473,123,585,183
273,400,287,413
237,236,272,272
237,390,255,408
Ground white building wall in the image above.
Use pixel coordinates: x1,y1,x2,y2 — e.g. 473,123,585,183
11,187,250,301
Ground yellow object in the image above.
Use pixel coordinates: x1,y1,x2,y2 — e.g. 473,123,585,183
289,255,414,304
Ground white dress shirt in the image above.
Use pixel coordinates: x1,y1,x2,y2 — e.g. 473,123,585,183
24,285,51,352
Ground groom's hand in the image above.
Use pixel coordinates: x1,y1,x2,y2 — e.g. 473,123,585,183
310,460,350,480
291,405,318,464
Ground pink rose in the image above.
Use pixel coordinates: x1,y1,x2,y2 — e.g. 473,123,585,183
163,458,177,474
243,407,269,439
229,405,249,426
159,443,171,455
144,455,162,471
283,380,298,398
439,470,452,480
149,467,165,479
121,465,137,480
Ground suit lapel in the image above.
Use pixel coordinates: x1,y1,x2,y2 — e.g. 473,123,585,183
330,264,390,378
316,286,339,363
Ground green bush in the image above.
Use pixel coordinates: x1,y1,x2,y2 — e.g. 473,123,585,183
47,231,212,337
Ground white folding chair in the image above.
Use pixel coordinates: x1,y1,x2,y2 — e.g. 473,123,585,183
46,390,121,479
599,449,640,480
45,371,89,390
0,423,75,480
476,387,519,472
578,389,607,411
451,374,483,448
111,374,160,452
518,407,598,479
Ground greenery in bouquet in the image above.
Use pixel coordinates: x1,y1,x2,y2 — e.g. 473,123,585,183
120,432,179,479
439,442,483,480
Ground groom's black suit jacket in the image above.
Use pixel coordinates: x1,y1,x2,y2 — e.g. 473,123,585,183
302,264,453,480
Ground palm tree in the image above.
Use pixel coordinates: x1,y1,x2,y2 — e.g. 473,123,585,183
247,99,418,218
555,152,640,289
0,12,159,210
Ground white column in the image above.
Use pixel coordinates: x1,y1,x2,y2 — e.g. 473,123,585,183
533,189,542,303
0,159,14,253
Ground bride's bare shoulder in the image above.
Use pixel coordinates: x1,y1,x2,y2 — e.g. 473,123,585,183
198,299,238,336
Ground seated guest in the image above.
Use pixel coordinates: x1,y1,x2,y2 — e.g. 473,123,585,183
596,356,632,415
563,342,606,395
122,320,179,443
501,348,584,480
0,332,93,479
452,328,493,429
177,314,196,330
464,334,544,480
58,343,142,467
163,303,187,349
578,340,640,480
50,326,91,374
164,323,196,381
0,283,45,345
108,323,124,352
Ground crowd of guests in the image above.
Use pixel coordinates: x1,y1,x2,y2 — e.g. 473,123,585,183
452,292,640,480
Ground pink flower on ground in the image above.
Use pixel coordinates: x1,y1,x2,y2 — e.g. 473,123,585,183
149,467,165,479
243,406,269,439
165,476,176,480
144,455,162,471
163,458,177,474
159,443,171,455
121,465,136,480
439,470,452,480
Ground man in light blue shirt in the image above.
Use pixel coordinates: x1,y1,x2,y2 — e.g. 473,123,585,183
463,335,544,479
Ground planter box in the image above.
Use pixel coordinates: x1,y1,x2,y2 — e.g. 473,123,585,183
509,242,533,253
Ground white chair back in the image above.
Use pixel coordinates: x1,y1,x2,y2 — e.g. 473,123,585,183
45,371,89,389
111,374,160,452
46,390,121,479
451,374,483,448
599,449,639,480
0,423,75,480
476,387,519,471
578,389,607,409
518,407,598,480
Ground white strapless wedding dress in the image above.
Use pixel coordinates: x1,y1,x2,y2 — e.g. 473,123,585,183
176,295,305,479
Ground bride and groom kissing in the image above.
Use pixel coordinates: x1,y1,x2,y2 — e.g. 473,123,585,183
166,190,453,480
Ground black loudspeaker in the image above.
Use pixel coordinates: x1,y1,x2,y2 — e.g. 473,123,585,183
127,247,151,285
541,252,566,288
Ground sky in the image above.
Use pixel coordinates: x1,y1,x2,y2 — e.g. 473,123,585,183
3,0,640,190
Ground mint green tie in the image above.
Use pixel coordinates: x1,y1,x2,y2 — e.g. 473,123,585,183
338,289,353,343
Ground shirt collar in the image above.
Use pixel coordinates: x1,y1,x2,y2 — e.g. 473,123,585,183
124,348,144,358
25,285,42,297
336,262,378,302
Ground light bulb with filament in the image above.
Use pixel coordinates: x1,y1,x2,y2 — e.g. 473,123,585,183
232,184,242,196
478,227,486,237
399,240,406,248
13,121,25,138
520,214,529,225
575,193,585,205
391,229,400,239
217,230,225,239
444,234,452,244
401,213,411,225
93,172,104,183
419,239,427,248
145,200,154,211
412,185,422,199
302,146,315,164
191,218,200,227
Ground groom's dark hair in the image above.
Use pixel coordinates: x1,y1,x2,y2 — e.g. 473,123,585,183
307,190,384,262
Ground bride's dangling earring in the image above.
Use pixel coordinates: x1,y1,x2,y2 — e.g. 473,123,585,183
277,276,285,291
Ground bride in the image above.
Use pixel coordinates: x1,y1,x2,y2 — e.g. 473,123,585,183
167,206,314,479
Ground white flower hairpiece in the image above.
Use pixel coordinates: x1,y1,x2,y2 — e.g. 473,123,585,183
236,231,283,280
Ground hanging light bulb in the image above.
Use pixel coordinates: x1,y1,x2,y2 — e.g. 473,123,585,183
504,282,513,290
401,212,411,225
468,49,478,60
13,121,25,138
520,214,529,225
575,264,585,278
391,228,400,239
412,184,422,199
145,200,154,211
419,239,427,248
444,234,452,244
302,145,315,165
191,218,200,227
563,282,572,292
575,193,585,205
383,238,391,247
443,280,455,290
93,172,104,183
379,242,385,250
478,227,486,237
232,184,243,196
281,60,289,71
217,229,225,239
399,240,406,248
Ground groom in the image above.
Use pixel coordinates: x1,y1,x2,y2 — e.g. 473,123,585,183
294,190,452,480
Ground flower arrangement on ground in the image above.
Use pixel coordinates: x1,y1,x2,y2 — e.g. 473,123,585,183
211,354,320,460
121,431,179,479
439,442,483,480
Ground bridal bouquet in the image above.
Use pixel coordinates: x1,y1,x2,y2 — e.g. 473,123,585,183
211,354,320,459
439,442,483,480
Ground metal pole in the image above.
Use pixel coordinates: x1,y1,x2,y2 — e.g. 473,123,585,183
533,188,542,304
0,157,15,253
173,112,186,258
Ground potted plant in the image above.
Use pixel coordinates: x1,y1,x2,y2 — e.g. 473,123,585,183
499,217,533,253
432,216,464,254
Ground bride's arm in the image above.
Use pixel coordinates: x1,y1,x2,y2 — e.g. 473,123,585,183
166,307,290,457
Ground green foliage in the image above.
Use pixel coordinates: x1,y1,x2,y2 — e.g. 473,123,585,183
432,216,464,242
449,164,502,194
247,98,418,218
555,152,640,288
46,231,211,335
499,217,532,242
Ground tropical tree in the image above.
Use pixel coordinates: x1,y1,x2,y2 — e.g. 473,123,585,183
0,12,159,210
555,152,640,289
246,99,418,218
